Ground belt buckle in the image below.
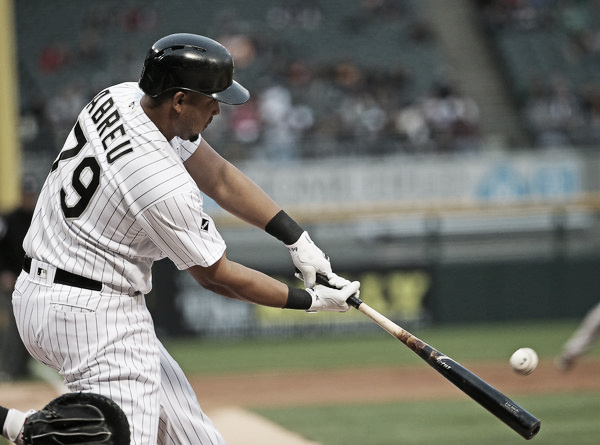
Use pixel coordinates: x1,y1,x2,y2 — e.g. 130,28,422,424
28,258,57,287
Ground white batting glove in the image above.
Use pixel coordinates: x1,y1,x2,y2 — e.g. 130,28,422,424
2,409,36,445
286,231,332,288
326,273,351,289
295,271,351,290
306,280,360,313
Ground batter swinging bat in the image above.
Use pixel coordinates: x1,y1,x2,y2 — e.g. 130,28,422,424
315,275,541,440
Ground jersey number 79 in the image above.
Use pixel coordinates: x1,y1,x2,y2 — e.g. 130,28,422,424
51,121,101,219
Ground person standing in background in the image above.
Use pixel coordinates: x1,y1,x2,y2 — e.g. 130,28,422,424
0,176,39,381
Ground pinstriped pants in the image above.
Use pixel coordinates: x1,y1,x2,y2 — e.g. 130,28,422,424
12,270,226,445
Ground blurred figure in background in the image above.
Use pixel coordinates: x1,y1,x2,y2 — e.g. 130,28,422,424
0,176,39,381
556,300,600,371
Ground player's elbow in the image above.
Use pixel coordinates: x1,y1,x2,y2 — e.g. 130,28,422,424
186,254,232,293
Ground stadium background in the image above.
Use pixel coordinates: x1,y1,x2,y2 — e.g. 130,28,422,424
7,0,600,336
1,1,600,444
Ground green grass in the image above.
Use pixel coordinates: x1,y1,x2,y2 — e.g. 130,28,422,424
2,319,597,445
162,319,589,375
255,392,600,445
160,318,599,445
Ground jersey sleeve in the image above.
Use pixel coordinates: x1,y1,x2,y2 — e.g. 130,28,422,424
137,192,226,270
170,137,201,163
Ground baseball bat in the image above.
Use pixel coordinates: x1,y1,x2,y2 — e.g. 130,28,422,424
315,274,541,440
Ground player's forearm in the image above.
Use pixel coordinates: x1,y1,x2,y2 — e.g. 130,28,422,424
210,162,282,229
185,139,281,229
188,257,299,308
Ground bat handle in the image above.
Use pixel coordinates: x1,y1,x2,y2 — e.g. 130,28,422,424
313,272,363,309
346,294,363,309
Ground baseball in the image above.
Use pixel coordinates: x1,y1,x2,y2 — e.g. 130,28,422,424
510,348,538,375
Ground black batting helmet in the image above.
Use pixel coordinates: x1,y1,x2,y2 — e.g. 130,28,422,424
139,33,249,105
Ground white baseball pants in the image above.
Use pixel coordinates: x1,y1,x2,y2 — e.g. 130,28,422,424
12,266,226,445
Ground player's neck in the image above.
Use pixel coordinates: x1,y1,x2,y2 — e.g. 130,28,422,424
141,95,175,142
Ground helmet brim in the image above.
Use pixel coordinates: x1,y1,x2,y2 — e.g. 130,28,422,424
208,80,250,105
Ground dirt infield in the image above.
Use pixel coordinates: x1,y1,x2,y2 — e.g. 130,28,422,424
1,358,599,445
188,358,600,410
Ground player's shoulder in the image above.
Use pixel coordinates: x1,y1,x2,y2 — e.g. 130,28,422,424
106,82,142,97
107,82,143,109
85,82,142,111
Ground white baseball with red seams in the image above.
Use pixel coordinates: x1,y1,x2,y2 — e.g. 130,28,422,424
510,348,539,375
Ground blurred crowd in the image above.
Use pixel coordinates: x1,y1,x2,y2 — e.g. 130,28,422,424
19,0,600,160
478,0,600,148
17,0,483,161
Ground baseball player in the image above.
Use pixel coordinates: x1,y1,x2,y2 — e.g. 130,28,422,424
556,300,600,371
12,33,360,445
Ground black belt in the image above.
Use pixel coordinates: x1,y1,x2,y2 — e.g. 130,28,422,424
23,256,102,292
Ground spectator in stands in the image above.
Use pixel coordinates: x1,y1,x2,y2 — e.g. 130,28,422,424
47,82,88,140
580,82,600,129
393,102,432,151
420,81,481,152
523,75,584,147
121,2,159,32
38,39,72,74
258,84,313,160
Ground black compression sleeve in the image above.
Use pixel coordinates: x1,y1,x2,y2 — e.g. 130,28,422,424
284,286,312,310
0,406,8,431
265,210,304,245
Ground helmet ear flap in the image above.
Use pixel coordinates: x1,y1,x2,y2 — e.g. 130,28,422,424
139,33,249,105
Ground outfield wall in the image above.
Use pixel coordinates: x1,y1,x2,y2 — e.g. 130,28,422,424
24,147,600,335
430,257,600,323
165,254,600,338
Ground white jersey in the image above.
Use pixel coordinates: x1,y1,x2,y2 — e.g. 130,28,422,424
23,82,226,295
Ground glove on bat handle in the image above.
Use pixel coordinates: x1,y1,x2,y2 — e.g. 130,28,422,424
314,273,363,308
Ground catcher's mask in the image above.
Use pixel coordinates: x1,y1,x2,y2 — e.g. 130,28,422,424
139,33,250,105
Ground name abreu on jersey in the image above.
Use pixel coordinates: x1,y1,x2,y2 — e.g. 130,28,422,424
86,88,135,165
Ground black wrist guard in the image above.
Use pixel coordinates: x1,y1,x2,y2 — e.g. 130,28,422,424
284,286,312,310
265,210,304,245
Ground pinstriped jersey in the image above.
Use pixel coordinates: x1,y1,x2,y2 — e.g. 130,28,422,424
23,82,226,294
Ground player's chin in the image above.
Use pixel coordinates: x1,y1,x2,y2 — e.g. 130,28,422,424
189,134,200,143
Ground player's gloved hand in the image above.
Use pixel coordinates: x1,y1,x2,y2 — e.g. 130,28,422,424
2,409,35,445
286,231,332,288
325,273,351,289
295,271,351,290
305,280,360,313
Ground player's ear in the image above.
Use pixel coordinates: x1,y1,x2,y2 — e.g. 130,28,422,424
172,91,186,110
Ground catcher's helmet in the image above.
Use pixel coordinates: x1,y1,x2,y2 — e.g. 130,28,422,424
139,33,250,105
